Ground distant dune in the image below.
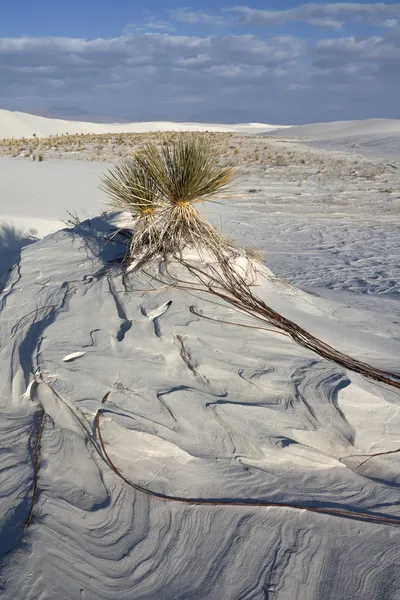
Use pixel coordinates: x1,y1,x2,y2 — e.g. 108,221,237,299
268,118,400,161
269,118,400,140
0,109,290,139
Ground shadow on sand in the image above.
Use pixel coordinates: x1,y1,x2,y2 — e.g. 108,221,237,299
0,224,38,279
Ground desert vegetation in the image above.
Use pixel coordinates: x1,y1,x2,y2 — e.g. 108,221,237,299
2,129,396,225
0,130,388,184
101,134,236,262
100,133,400,393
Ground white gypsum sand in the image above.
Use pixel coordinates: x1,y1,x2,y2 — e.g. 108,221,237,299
270,117,400,160
0,220,400,600
1,117,399,294
0,118,399,600
0,109,291,140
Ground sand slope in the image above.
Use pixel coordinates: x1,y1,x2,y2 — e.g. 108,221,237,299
1,117,400,598
0,110,288,140
1,120,400,295
270,118,400,140
268,118,400,160
0,218,399,599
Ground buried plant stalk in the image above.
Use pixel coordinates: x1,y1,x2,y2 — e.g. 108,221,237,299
25,409,46,527
177,258,400,391
95,410,400,527
155,203,230,259
101,134,400,390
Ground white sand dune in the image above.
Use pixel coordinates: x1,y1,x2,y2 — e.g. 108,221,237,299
0,158,107,272
1,121,400,599
1,122,400,295
0,109,289,140
270,118,400,160
0,217,399,599
270,118,400,140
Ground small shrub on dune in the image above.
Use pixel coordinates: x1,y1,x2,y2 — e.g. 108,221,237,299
100,157,165,257
135,134,236,257
98,135,400,392
102,134,237,262
101,158,164,216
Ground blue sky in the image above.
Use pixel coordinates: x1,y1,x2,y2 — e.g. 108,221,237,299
1,0,395,38
1,1,329,36
1,2,400,123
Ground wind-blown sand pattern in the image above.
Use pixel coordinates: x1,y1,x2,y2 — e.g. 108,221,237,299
0,215,399,599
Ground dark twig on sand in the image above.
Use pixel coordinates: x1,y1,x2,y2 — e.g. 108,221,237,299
25,410,46,527
178,259,400,391
95,411,400,527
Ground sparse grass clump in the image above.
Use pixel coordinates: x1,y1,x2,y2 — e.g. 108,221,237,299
62,210,82,228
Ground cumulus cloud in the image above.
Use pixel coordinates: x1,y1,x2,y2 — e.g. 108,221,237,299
0,33,302,83
1,5,399,123
0,33,306,120
172,10,227,26
174,3,400,30
314,34,400,69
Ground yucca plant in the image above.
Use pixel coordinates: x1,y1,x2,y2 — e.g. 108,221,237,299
100,133,237,263
100,157,166,258
134,133,237,258
100,158,164,216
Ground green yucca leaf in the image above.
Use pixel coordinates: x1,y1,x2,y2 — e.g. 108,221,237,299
135,134,236,206
100,158,164,216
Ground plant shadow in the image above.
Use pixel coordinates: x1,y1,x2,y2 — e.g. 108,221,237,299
0,223,38,277
69,215,131,270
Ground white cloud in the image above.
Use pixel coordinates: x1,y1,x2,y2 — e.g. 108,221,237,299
380,18,399,27
314,34,400,67
123,19,175,34
172,10,226,26
232,2,400,28
174,3,400,30
0,11,399,124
